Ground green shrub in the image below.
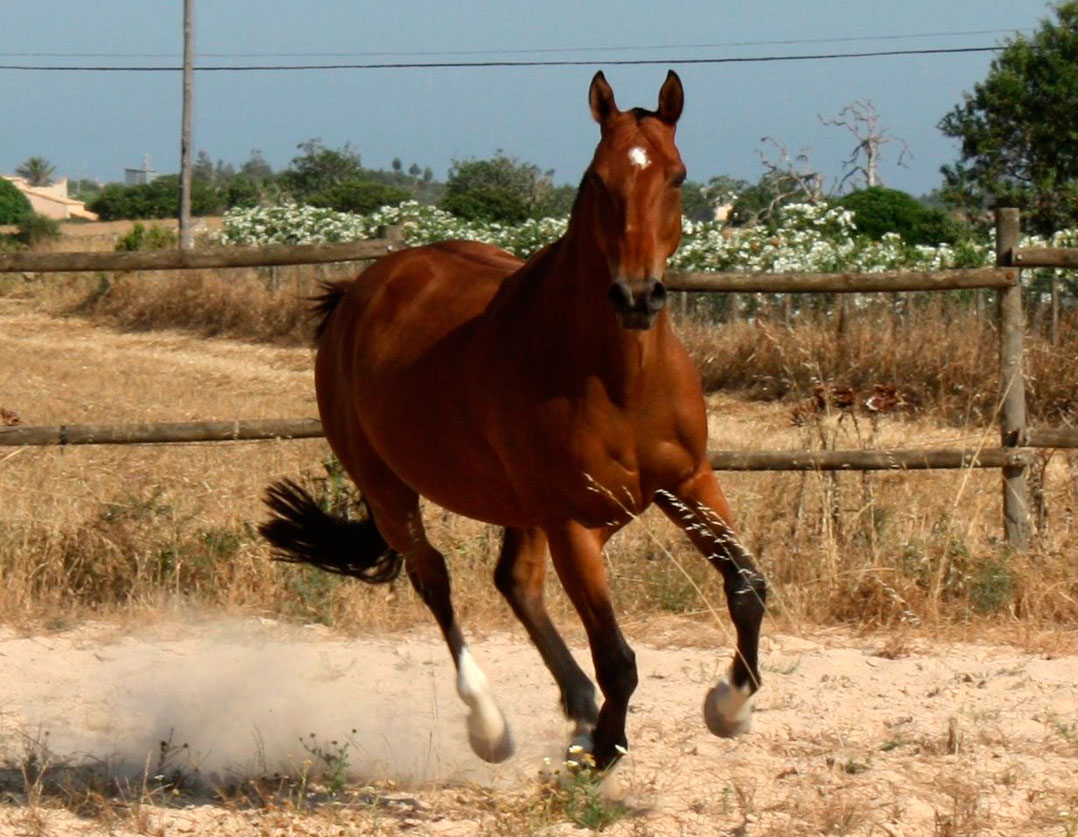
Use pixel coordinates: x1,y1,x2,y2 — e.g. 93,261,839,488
88,176,221,221
115,222,178,251
308,179,409,214
837,186,962,246
16,213,61,246
0,178,32,224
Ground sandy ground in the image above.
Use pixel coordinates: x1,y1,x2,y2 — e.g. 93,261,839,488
1,618,1075,836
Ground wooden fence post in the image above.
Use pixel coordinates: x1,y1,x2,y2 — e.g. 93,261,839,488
995,207,1030,551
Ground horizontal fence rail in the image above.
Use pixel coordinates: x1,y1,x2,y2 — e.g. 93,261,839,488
0,238,396,274
5,419,1071,473
0,419,324,446
1010,247,1078,269
666,267,1017,294
707,447,1034,471
1026,427,1078,449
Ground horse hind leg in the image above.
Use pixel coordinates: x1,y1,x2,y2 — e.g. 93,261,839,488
261,448,514,763
494,527,599,747
654,474,767,738
353,467,515,763
402,524,516,763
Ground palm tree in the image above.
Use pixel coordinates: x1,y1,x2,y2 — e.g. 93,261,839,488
16,157,56,187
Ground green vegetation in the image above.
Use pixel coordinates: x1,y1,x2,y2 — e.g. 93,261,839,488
441,152,575,222
939,1,1078,234
15,213,61,246
0,177,32,224
115,222,178,251
836,186,962,246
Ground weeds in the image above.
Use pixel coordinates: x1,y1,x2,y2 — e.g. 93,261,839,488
299,731,356,798
536,747,629,832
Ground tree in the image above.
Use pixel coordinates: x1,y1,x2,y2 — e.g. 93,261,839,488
0,178,33,223
938,2,1078,234
240,149,274,183
822,99,910,191
441,153,554,222
15,156,56,187
280,139,364,200
193,150,215,184
730,138,825,226
836,186,961,245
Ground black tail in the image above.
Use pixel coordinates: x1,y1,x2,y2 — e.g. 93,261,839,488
259,479,403,584
310,280,350,342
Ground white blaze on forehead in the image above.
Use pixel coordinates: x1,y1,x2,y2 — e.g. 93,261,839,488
628,146,651,169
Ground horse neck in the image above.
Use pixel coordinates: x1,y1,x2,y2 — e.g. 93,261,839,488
527,212,671,403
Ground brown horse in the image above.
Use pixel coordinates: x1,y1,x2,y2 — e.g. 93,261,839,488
261,70,766,769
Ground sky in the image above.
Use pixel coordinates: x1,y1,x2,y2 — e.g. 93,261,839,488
0,1,1060,197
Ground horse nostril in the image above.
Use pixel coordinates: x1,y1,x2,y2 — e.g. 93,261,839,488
607,281,634,313
646,279,667,313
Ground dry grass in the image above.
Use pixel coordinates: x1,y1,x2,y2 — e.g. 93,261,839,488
1,273,1076,635
678,297,1078,427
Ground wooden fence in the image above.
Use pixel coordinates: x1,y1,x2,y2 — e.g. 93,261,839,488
3,210,1077,551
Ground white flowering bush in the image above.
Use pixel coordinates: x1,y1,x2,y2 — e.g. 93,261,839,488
218,201,568,259
219,199,1074,280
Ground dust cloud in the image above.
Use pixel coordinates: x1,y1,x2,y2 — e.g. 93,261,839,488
2,617,569,790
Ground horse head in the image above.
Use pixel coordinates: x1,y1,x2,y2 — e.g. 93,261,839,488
583,70,686,331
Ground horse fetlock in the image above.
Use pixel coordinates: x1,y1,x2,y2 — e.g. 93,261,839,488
704,676,754,738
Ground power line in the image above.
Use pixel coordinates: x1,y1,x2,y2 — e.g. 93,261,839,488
0,27,1028,60
0,45,1004,72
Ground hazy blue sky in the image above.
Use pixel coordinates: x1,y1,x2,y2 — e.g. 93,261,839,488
0,1,1059,196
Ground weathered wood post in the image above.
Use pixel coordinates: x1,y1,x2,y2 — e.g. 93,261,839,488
178,0,195,250
995,208,1030,551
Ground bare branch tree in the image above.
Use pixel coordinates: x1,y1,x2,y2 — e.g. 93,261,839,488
821,99,910,191
755,137,825,219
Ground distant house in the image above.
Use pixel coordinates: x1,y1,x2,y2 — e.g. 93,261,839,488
125,155,159,186
1,175,99,221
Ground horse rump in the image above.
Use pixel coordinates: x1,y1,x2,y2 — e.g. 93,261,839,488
259,478,403,583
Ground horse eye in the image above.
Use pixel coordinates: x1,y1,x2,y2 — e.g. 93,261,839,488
672,171,687,188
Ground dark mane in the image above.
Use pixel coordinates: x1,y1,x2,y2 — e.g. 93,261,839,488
310,280,350,342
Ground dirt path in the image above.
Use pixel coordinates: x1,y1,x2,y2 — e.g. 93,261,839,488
1,618,1075,836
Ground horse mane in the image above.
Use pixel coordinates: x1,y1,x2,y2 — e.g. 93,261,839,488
310,280,350,342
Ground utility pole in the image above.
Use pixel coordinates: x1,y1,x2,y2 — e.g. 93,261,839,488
178,0,194,249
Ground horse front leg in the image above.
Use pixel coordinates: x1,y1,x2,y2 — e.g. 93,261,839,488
654,469,767,737
545,522,637,769
494,527,599,745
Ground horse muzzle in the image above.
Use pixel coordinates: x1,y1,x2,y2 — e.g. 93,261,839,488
607,276,667,330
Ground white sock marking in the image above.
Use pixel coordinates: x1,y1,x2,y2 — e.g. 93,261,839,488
457,647,513,761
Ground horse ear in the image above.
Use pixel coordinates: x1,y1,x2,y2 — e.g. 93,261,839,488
589,71,619,124
657,70,684,125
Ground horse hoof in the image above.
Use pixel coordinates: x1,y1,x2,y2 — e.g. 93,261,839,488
704,678,753,738
467,708,515,763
